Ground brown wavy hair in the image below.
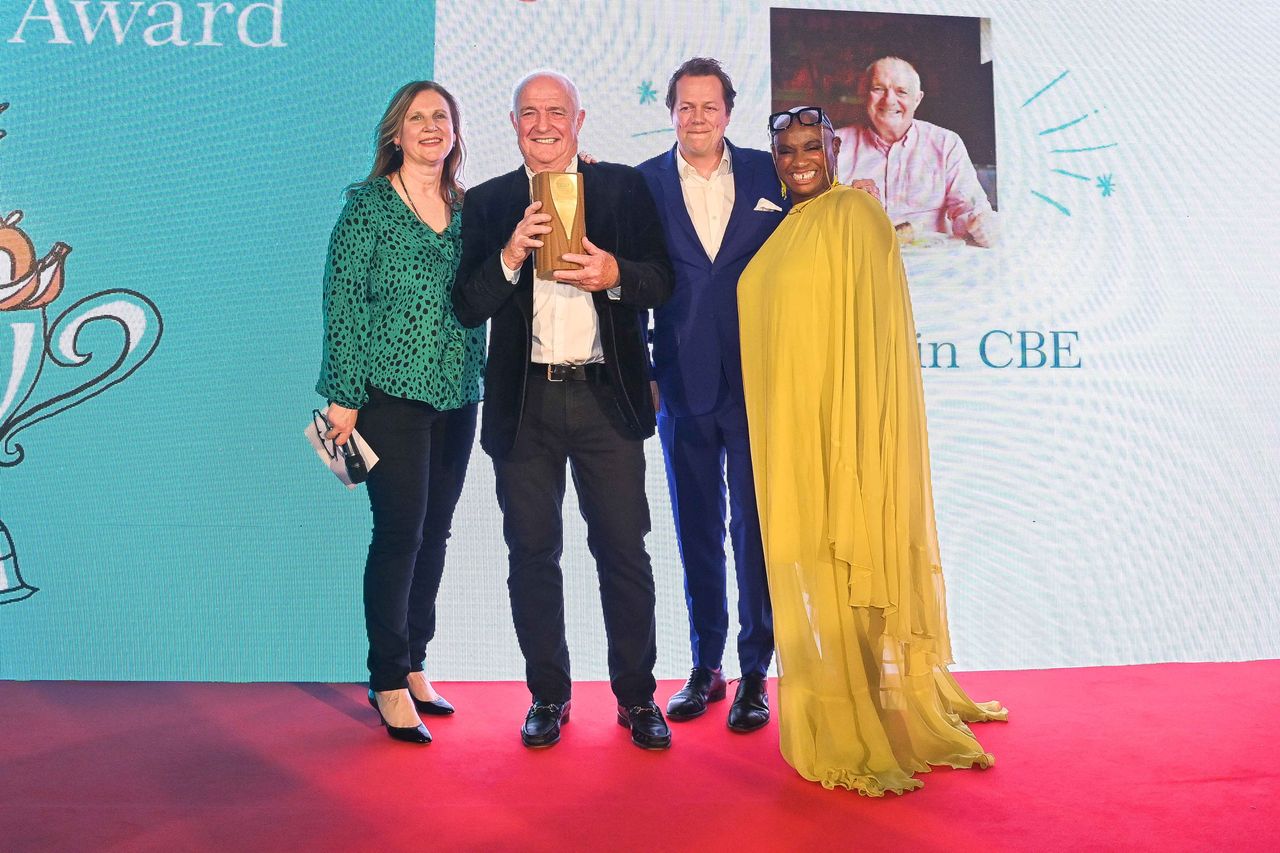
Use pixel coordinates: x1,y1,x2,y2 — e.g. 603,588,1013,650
347,81,465,206
664,57,737,114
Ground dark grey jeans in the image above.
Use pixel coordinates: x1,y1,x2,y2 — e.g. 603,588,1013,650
492,375,658,707
359,386,477,692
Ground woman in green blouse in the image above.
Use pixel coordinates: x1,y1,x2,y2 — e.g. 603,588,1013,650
317,81,484,744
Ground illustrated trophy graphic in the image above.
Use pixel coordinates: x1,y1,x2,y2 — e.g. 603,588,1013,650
0,209,163,604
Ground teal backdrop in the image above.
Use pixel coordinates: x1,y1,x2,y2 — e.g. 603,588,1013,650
0,1,438,679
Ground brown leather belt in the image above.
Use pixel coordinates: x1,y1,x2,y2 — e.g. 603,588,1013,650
530,362,610,383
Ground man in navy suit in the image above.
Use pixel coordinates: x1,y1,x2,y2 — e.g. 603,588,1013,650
637,58,787,732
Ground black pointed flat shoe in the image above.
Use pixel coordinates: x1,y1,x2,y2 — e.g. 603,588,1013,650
367,689,432,744
411,694,455,716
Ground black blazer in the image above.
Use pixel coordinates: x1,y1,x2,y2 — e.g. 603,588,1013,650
452,159,674,459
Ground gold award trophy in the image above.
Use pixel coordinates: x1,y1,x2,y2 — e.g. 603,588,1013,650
532,171,585,279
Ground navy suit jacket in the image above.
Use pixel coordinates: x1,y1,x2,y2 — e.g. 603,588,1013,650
637,140,787,418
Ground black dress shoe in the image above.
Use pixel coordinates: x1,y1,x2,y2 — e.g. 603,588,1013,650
726,674,770,733
411,694,455,716
367,689,432,744
617,701,672,750
665,666,727,721
521,700,570,748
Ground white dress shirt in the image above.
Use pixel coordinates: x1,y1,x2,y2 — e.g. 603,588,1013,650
501,160,605,365
675,144,735,262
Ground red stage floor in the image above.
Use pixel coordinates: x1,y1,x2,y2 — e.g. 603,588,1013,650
4,661,1278,851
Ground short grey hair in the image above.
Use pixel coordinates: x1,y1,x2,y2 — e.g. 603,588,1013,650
511,69,582,114
863,56,922,93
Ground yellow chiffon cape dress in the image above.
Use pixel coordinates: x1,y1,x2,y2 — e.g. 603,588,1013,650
737,183,1007,796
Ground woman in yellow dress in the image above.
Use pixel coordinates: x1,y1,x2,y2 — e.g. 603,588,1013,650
737,107,1006,796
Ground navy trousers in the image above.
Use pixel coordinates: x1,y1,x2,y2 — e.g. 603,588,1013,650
658,378,773,677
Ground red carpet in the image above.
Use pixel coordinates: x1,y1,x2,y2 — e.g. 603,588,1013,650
4,661,1278,852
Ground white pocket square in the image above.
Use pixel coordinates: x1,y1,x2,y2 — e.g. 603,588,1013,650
754,197,783,213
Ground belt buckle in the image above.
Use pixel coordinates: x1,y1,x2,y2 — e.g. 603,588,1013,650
546,364,563,382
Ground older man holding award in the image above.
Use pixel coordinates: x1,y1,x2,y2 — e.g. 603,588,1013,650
452,71,675,750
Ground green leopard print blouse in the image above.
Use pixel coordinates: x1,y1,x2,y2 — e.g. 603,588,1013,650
317,177,484,410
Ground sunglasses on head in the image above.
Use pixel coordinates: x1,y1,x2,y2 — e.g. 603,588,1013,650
768,106,833,134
